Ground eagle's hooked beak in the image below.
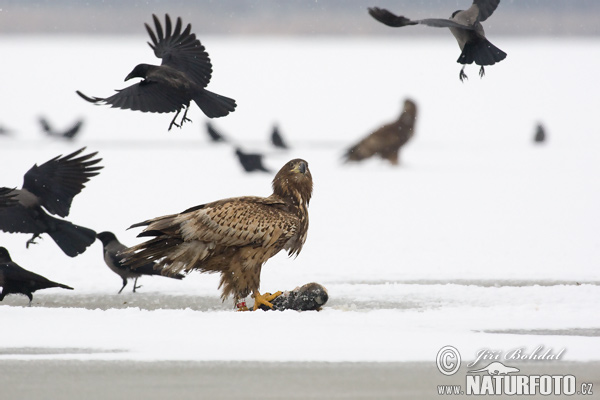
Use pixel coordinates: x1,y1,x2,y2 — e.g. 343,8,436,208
296,161,307,174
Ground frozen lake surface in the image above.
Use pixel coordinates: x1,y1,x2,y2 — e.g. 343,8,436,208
0,36,599,366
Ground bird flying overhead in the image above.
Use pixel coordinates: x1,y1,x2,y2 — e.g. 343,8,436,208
97,231,184,294
205,121,228,142
123,159,312,310
368,0,506,81
76,14,237,130
0,247,73,304
235,148,272,173
344,99,417,165
39,117,84,140
0,148,102,257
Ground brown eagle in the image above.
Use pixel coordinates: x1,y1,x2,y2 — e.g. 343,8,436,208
123,159,312,310
344,99,417,165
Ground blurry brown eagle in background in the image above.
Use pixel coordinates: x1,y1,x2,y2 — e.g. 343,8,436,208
123,159,312,310
344,99,417,165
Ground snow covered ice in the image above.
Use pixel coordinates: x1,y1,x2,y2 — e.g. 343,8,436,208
0,35,599,364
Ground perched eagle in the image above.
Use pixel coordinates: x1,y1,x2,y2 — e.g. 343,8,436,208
344,99,417,165
123,159,312,310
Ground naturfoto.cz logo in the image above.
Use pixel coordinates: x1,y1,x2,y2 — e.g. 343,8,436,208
435,345,594,396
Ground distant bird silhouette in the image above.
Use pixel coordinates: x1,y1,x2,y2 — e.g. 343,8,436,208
270,124,289,149
0,125,13,136
39,117,84,140
235,148,271,173
96,231,185,294
76,14,236,130
0,148,102,257
344,99,417,165
205,121,228,142
368,0,506,81
0,247,73,304
534,123,546,143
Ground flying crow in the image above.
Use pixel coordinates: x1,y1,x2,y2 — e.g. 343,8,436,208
235,148,271,173
96,231,184,294
39,116,84,140
76,14,237,130
0,247,73,304
205,121,228,142
0,148,102,257
368,0,506,81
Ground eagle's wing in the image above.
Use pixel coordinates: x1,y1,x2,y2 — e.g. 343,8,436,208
76,81,186,113
368,7,475,30
145,14,213,88
182,198,296,248
22,148,103,218
125,197,300,274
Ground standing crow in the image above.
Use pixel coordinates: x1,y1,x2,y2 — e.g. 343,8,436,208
344,99,417,165
0,148,102,257
39,116,84,140
270,124,289,149
0,247,73,304
96,231,184,294
235,148,272,173
205,121,228,142
368,0,506,81
534,123,546,144
76,14,237,130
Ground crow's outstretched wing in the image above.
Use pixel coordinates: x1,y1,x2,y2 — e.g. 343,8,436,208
145,14,213,88
22,148,103,217
77,81,186,114
368,7,475,30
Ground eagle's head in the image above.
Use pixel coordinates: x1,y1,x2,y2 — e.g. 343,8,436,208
272,159,313,206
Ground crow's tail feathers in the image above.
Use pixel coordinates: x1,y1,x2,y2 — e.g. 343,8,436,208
458,39,507,66
48,218,97,257
194,90,237,118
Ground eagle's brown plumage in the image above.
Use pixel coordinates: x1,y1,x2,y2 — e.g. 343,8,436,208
344,99,417,165
123,159,312,306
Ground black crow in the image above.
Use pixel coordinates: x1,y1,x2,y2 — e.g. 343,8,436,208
270,124,289,149
0,148,102,257
205,121,228,142
0,247,73,304
39,116,84,140
96,231,184,294
368,0,506,81
534,123,546,143
235,148,271,173
76,14,237,130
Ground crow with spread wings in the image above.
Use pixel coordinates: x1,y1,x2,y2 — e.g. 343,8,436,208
77,14,236,130
369,0,506,81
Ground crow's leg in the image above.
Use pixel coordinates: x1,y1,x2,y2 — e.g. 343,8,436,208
179,106,192,127
168,109,183,131
479,66,485,78
118,278,127,294
25,234,41,248
133,277,142,293
26,293,33,307
459,66,468,82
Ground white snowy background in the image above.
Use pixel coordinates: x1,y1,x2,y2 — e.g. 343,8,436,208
0,35,599,363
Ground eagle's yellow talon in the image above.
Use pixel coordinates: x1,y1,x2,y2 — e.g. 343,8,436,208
253,290,283,310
